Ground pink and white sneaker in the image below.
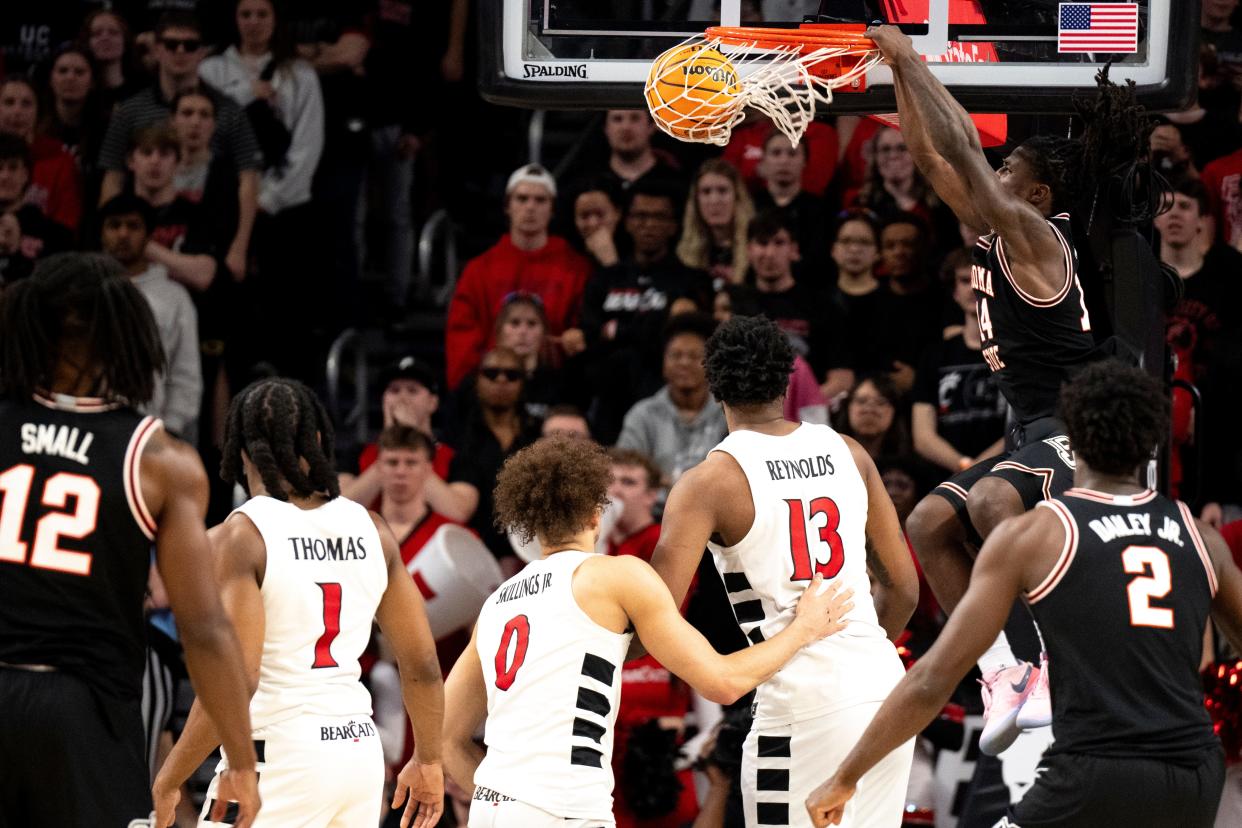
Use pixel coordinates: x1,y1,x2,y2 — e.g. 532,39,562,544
1017,654,1052,731
978,661,1039,756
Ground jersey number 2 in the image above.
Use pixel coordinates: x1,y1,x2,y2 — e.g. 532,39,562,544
0,464,100,576
1123,546,1173,629
494,614,530,691
786,497,844,581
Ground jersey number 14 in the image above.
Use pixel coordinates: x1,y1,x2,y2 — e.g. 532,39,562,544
785,497,844,581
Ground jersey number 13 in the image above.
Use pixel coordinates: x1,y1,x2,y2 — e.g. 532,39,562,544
786,497,844,581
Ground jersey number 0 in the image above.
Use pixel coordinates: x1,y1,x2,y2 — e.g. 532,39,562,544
786,497,844,581
494,614,531,691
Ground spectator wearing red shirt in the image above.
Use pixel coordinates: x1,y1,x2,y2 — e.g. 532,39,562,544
375,427,459,571
341,356,457,512
0,134,73,264
0,77,82,233
1202,145,1242,248
372,425,470,780
723,117,839,197
1154,179,1242,528
606,448,699,828
444,164,591,389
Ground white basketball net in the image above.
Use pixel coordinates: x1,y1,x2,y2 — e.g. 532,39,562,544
646,34,882,147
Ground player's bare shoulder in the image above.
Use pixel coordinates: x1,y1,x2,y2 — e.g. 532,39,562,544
207,509,267,578
839,434,878,477
671,449,750,508
138,424,210,520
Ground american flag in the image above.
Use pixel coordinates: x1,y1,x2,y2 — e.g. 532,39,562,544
1057,3,1139,53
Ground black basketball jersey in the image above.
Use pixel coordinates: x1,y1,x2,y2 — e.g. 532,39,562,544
971,214,1097,423
0,394,161,704
1029,488,1219,764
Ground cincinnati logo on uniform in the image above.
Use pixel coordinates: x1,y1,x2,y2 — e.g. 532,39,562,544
320,720,377,742
682,64,736,85
473,786,515,803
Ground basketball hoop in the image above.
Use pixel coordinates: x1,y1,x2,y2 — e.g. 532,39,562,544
645,24,881,147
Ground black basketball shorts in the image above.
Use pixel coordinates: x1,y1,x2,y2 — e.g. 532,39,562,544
998,747,1225,828
931,416,1076,541
0,666,150,828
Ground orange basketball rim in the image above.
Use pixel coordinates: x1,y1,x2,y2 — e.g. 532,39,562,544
645,23,882,147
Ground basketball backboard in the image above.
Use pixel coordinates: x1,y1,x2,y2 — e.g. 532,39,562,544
480,1,1197,114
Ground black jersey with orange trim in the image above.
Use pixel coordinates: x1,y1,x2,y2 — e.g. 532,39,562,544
971,214,1097,423
1028,489,1218,764
0,394,160,704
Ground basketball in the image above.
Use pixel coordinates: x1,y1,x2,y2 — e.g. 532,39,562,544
645,43,741,140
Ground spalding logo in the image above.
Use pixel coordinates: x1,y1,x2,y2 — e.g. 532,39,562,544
682,64,736,85
523,63,589,79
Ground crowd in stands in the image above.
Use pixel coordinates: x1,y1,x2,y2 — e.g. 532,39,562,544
5,1,1242,826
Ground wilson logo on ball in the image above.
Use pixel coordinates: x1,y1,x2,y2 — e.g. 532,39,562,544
682,64,737,85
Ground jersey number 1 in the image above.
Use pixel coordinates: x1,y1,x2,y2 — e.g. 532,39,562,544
786,497,844,581
312,582,343,668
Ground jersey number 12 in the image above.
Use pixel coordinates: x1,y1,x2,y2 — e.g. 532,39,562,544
786,497,844,581
0,464,100,576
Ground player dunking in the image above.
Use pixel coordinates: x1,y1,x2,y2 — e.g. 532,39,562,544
807,360,1242,828
864,25,1154,754
0,254,259,827
151,379,445,828
442,436,854,827
651,316,921,828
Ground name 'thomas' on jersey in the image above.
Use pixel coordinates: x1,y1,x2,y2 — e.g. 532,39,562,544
1030,489,1219,763
234,496,388,731
474,550,632,822
972,214,1097,423
706,423,904,728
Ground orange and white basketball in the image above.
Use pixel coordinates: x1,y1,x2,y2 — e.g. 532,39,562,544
645,43,741,140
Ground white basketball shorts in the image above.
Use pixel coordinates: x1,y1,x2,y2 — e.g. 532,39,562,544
199,713,384,827
743,701,915,828
467,785,616,827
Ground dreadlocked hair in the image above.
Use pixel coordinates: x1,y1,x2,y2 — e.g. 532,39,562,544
1020,67,1165,223
220,378,340,501
0,253,164,404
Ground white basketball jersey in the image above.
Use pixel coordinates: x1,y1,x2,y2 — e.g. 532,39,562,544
473,551,632,821
234,496,389,732
706,424,904,727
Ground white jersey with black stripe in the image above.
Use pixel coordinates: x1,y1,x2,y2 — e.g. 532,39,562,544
706,423,904,727
474,550,631,821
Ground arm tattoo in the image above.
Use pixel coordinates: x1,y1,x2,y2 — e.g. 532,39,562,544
866,538,894,588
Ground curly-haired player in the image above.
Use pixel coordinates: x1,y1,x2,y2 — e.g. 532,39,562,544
808,360,1242,828
865,25,1159,754
152,378,446,828
650,315,919,828
442,435,855,828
